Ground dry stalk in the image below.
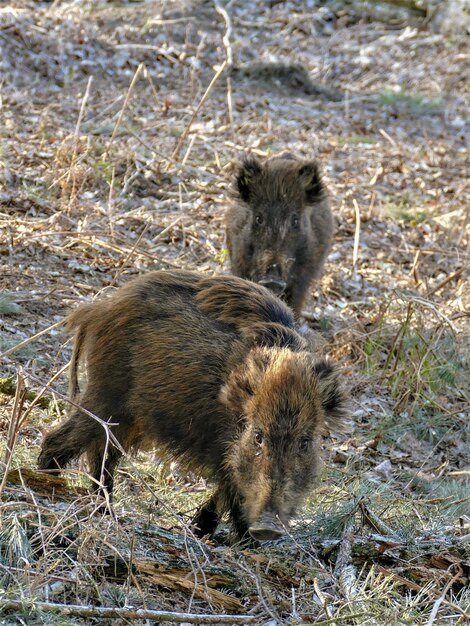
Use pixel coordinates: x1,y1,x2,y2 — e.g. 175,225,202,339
414,324,445,389
106,163,116,239
352,198,361,274
69,231,181,268
171,60,227,162
376,566,467,618
333,517,383,626
214,1,233,68
313,576,335,621
124,125,220,181
231,556,280,623
397,246,470,260
65,75,93,211
0,598,254,623
105,62,145,157
214,0,234,125
426,570,465,626
152,215,182,243
383,300,413,376
183,533,211,612
406,294,458,333
114,43,180,64
0,373,27,500
103,220,152,292
18,361,68,425
25,372,124,464
306,613,371,625
378,127,397,148
73,76,93,139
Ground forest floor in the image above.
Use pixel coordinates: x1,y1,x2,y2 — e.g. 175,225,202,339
0,1,469,624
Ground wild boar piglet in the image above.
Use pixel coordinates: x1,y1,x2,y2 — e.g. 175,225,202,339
39,270,347,542
226,152,334,317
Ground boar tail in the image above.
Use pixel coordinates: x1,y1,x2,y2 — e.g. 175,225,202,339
64,304,95,401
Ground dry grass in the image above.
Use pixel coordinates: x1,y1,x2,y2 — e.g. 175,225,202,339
0,0,469,624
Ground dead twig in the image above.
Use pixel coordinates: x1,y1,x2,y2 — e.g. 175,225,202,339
63,76,93,211
427,265,468,298
1,319,65,358
359,501,398,538
214,1,233,68
0,598,254,623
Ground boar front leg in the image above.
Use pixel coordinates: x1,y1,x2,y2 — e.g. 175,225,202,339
192,490,221,538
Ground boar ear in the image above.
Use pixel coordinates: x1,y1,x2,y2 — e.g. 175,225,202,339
220,348,270,414
298,161,325,204
236,156,262,203
312,360,348,431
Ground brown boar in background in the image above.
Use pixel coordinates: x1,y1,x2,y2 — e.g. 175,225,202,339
38,271,346,542
226,152,334,317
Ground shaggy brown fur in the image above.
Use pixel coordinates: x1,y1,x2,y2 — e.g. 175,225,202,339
226,152,334,317
38,271,347,542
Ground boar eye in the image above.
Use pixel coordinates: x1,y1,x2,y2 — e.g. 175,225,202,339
291,215,300,230
255,214,264,226
299,437,310,452
254,431,263,446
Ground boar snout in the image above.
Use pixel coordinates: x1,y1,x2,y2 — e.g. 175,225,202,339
258,264,287,296
249,513,286,541
258,276,287,296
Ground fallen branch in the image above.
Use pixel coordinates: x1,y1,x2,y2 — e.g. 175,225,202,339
133,562,243,612
333,518,358,600
4,467,88,500
333,517,380,626
0,598,255,623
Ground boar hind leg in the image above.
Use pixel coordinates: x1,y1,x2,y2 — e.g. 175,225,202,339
38,411,122,496
192,493,220,538
86,442,122,498
38,413,89,473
